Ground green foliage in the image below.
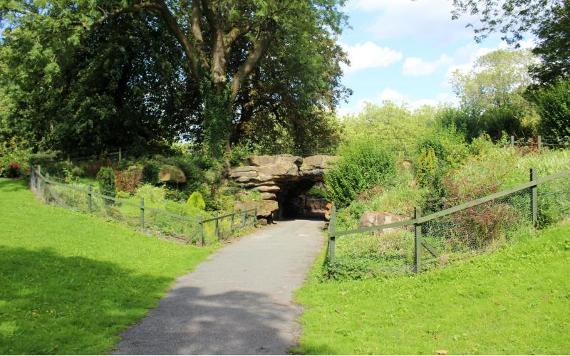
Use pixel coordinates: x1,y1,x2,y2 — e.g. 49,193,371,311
186,192,206,211
447,49,539,140
342,102,437,158
306,185,328,199
0,0,349,157
135,184,166,207
0,179,212,354
325,138,396,208
531,2,570,83
96,167,116,198
0,138,32,177
415,147,437,187
416,126,468,171
527,79,570,140
142,163,160,185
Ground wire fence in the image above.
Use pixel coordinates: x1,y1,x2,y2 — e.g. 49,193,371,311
505,135,570,150
30,166,257,245
325,168,570,279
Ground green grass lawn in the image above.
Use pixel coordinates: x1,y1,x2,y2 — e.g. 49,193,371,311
296,223,570,354
0,179,215,354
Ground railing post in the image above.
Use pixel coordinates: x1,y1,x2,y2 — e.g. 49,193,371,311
88,185,93,213
200,219,205,246
140,197,145,231
118,147,122,163
530,168,538,228
327,205,337,263
230,211,235,232
537,135,542,151
414,207,422,273
510,135,515,147
214,217,219,240
254,208,258,225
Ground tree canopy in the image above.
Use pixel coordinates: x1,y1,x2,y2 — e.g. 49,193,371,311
0,0,349,156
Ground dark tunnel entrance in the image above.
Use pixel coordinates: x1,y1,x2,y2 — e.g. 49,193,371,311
276,178,328,220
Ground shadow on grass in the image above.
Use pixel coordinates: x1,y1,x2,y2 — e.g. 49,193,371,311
0,178,27,193
0,246,172,354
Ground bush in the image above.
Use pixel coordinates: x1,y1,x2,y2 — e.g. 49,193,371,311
0,139,31,177
527,79,570,140
142,162,160,185
186,191,206,211
6,162,22,178
115,166,143,193
135,184,165,207
96,167,116,198
325,138,396,208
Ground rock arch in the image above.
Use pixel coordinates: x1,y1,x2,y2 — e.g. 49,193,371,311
230,155,335,222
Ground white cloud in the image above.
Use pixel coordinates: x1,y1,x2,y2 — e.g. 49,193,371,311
378,88,406,103
342,41,403,73
403,54,452,76
376,88,457,109
349,0,477,43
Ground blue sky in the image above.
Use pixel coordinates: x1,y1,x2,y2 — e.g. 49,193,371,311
337,0,530,114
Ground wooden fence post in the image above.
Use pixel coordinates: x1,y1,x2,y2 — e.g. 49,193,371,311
140,197,145,231
530,168,538,228
414,207,422,273
214,217,219,240
118,148,122,163
327,205,337,263
537,136,542,151
510,135,515,147
230,211,235,232
88,185,93,213
200,220,205,246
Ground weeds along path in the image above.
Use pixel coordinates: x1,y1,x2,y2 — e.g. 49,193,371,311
115,220,324,355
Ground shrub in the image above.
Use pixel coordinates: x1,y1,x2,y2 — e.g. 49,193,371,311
325,138,396,208
6,162,21,178
415,147,439,189
186,192,206,211
96,167,116,198
135,184,165,207
527,79,570,140
115,166,143,193
142,162,160,184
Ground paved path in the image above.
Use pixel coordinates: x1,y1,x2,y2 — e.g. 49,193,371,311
115,220,324,355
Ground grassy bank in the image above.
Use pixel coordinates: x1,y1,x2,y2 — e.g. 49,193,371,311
0,179,214,354
296,222,570,354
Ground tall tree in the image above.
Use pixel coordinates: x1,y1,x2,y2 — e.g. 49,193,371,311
1,0,348,157
448,49,539,139
452,0,569,84
91,0,348,156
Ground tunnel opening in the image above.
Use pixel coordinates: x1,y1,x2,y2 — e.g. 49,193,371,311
276,178,328,220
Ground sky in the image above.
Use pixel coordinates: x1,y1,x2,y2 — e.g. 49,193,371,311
337,0,530,115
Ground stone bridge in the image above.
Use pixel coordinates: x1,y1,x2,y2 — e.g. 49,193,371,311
230,155,335,222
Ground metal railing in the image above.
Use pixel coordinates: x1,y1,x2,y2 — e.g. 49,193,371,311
326,167,570,274
30,165,257,245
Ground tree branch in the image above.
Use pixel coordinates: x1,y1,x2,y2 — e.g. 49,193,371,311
230,28,273,102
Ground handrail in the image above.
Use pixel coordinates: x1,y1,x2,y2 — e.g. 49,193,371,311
335,168,570,238
34,166,253,226
201,208,257,223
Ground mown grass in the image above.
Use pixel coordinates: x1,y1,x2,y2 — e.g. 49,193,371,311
296,222,570,354
0,179,215,354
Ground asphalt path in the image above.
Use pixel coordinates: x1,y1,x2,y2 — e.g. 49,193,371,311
115,219,324,355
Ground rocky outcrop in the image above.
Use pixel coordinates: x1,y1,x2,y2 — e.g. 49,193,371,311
230,154,335,219
159,165,186,183
359,212,406,233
